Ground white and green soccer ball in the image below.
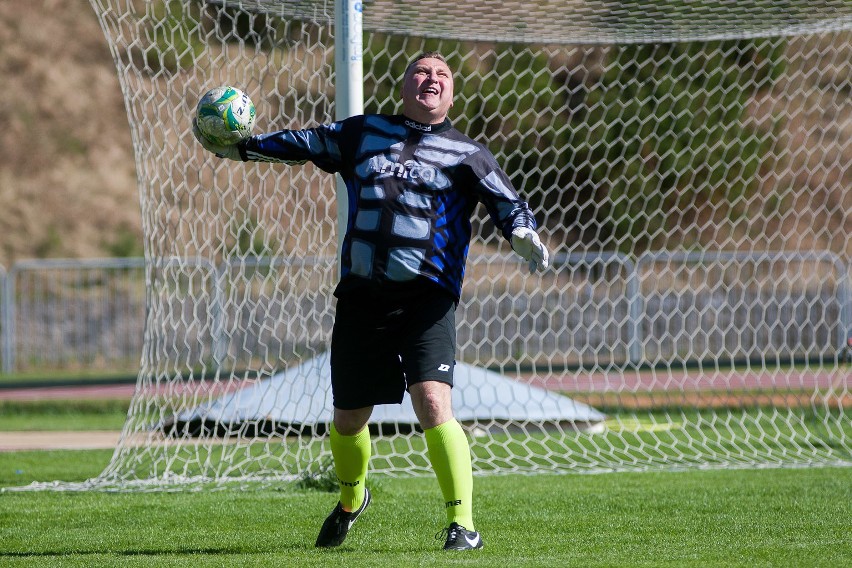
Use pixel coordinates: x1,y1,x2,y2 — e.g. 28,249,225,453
195,86,256,146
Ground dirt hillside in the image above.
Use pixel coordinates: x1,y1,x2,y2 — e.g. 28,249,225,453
0,3,847,268
0,0,140,266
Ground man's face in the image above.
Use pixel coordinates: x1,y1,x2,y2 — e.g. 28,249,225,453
401,57,454,124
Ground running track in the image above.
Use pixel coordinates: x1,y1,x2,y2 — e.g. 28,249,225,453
0,367,846,402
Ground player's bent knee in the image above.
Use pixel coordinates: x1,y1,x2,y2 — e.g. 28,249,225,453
333,406,373,435
409,381,454,429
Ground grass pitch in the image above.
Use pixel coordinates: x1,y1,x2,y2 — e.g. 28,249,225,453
0,399,850,566
1,452,850,566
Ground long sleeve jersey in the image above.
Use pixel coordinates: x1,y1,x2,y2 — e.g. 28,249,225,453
237,114,537,300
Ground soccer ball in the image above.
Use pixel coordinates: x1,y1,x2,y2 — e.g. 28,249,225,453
195,86,256,146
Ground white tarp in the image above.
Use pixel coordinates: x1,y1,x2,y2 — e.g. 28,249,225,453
176,352,605,428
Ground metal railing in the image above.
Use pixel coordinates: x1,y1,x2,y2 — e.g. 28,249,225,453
0,252,849,376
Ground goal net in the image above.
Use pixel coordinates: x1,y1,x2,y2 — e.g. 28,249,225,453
77,0,852,489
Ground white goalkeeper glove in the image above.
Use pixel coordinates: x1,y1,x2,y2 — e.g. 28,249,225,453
192,118,243,161
511,227,550,272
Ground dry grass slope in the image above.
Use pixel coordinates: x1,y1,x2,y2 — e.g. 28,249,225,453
0,2,848,267
0,0,140,266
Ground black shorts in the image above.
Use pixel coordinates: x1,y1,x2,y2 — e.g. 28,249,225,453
330,285,457,410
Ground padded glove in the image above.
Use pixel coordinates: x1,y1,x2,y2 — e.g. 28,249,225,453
511,227,550,272
192,118,243,161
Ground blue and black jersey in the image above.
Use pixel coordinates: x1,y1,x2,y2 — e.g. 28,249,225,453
239,114,537,300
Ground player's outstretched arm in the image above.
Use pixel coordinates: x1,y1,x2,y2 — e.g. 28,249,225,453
192,118,244,161
511,227,550,272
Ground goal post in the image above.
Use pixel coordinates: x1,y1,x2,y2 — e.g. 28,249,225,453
50,0,852,490
333,0,363,273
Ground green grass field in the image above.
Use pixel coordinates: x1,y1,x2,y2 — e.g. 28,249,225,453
0,399,130,431
0,400,850,567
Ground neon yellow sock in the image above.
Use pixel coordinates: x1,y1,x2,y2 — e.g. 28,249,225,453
424,418,475,530
329,423,371,511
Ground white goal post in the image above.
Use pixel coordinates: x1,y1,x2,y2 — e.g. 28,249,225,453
61,0,852,490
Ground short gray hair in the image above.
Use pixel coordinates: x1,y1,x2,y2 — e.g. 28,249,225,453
404,52,448,75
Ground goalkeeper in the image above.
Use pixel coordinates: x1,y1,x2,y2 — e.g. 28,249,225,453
193,52,549,551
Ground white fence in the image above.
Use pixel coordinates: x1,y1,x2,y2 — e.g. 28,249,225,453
0,252,849,376
1,258,147,375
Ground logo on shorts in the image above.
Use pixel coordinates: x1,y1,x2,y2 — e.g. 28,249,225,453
438,364,450,372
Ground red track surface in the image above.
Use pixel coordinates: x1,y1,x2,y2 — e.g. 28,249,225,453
0,369,846,451
0,367,846,402
0,383,136,401
528,368,849,393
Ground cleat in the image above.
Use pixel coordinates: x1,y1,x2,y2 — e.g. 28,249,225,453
315,487,371,547
436,522,484,550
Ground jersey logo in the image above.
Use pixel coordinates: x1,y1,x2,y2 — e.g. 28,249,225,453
378,158,437,184
405,119,432,132
438,364,451,372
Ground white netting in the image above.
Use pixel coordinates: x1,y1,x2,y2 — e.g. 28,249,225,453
48,0,852,490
